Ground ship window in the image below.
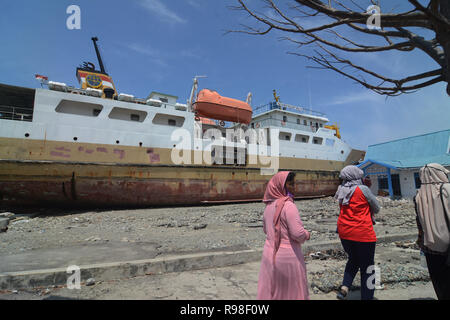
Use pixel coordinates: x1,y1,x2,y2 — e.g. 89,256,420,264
295,134,310,143
0,84,35,122
130,114,140,122
56,100,103,117
283,116,287,122
319,123,323,127
152,113,185,127
159,97,169,103
297,118,300,124
303,120,307,125
313,137,323,145
108,107,147,122
93,109,102,116
325,138,335,147
279,132,291,141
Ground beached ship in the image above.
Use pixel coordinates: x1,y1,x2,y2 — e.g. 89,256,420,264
0,38,364,207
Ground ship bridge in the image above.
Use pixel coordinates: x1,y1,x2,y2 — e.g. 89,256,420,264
250,101,329,133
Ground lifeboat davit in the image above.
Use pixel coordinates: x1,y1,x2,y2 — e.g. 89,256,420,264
193,89,252,124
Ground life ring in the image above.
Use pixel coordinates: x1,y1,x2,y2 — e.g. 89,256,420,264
219,120,225,127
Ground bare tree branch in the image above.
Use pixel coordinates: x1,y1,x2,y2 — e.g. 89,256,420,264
292,47,444,96
229,0,450,96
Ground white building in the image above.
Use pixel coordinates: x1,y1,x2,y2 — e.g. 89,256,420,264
358,129,450,199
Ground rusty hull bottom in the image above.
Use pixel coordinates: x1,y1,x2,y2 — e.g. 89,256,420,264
0,161,340,208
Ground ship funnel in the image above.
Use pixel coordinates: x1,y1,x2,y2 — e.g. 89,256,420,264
76,37,117,99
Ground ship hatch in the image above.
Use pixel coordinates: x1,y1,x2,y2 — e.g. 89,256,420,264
0,84,35,122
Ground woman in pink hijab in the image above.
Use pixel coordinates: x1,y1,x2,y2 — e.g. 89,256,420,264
257,171,311,300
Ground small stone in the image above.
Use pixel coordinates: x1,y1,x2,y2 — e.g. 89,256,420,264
86,278,96,286
193,223,207,230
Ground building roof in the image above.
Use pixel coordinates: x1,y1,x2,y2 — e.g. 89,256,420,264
362,129,450,169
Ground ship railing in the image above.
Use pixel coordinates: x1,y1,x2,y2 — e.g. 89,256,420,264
61,86,189,111
0,105,33,122
251,118,320,133
253,102,328,119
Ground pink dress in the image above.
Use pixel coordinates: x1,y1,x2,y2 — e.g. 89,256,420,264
257,200,310,300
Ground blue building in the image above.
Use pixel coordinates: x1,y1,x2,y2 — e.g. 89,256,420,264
358,129,450,199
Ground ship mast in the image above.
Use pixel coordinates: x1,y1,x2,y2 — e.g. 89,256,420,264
91,37,106,74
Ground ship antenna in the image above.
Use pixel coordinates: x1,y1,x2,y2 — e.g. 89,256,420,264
91,37,106,74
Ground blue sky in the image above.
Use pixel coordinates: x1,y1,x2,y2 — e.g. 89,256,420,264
1,0,449,151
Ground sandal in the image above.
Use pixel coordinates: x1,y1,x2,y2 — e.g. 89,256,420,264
336,285,348,300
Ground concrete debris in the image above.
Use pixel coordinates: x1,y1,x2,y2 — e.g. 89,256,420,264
11,219,29,225
0,212,14,218
0,218,9,232
86,278,96,286
309,251,329,260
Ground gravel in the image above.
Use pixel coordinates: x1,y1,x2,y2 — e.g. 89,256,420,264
0,196,418,256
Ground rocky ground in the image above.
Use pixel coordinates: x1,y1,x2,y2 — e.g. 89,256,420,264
0,196,417,256
1,196,432,300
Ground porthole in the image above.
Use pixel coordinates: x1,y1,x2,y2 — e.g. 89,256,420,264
116,140,120,144
139,142,143,147
25,133,30,138
73,137,78,141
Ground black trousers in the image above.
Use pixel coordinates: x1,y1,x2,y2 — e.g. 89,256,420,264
425,252,450,300
340,239,376,300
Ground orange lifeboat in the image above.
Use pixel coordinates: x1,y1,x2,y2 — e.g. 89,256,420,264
193,89,252,124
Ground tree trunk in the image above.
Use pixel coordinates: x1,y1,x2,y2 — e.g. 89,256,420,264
437,1,450,95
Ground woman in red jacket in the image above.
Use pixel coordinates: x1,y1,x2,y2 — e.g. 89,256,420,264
335,165,380,300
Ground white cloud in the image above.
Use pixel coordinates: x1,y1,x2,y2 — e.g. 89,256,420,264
139,0,186,24
187,0,201,8
125,43,168,67
324,90,385,106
